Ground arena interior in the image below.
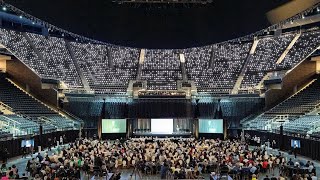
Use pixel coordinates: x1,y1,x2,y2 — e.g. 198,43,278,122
0,0,319,179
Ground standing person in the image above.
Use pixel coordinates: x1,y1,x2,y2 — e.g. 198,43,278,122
63,134,67,144
21,145,27,159
29,145,34,157
48,137,52,151
53,137,57,148
3,149,9,163
0,163,7,177
253,135,258,146
60,136,63,146
293,145,298,159
160,162,168,179
36,153,43,162
271,140,276,149
257,137,261,147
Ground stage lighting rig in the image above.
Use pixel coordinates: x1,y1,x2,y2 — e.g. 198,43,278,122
112,0,213,4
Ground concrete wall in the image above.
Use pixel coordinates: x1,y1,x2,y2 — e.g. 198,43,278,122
6,58,58,107
265,60,316,110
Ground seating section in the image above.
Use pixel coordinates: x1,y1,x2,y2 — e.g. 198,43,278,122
281,30,320,68
0,29,47,75
268,79,320,115
185,42,251,94
141,50,182,90
241,34,294,88
0,27,319,94
241,30,320,88
0,74,78,136
0,114,56,136
0,76,54,116
27,33,82,87
283,115,320,134
70,42,139,93
0,29,82,88
244,78,320,132
46,115,75,130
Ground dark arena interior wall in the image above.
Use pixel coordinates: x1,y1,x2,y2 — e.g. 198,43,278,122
63,97,264,133
246,130,320,161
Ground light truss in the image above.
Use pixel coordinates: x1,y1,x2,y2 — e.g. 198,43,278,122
112,0,213,4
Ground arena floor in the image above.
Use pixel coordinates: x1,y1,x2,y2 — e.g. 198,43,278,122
5,144,320,180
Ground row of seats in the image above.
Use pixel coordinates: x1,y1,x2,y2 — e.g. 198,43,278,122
0,114,56,136
283,115,320,134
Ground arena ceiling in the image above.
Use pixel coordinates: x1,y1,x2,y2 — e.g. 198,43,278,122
5,0,291,48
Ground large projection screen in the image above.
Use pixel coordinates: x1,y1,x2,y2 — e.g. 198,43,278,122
102,119,126,133
151,119,173,134
199,119,223,133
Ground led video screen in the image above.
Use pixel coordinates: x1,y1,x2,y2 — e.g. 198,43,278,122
199,119,223,133
102,119,126,133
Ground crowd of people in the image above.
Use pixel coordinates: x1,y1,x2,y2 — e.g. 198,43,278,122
0,136,317,179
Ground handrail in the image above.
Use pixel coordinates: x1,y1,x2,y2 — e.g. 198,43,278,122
0,115,21,125
59,109,83,124
0,101,13,112
240,110,264,124
37,116,52,123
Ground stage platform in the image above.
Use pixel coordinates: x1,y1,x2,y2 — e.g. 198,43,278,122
132,132,192,138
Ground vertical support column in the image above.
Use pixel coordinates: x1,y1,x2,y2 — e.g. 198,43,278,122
232,38,258,94
180,53,188,82
209,45,216,69
136,49,145,80
107,47,114,68
65,40,90,91
194,119,199,139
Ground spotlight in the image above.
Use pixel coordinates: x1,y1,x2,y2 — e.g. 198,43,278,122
2,7,7,11
317,7,320,12
62,33,65,37
302,14,305,19
32,22,35,25
19,15,23,19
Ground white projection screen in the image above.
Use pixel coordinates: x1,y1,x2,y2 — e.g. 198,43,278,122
151,119,173,134
199,119,223,133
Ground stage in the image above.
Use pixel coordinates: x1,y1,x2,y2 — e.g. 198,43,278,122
132,131,193,138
